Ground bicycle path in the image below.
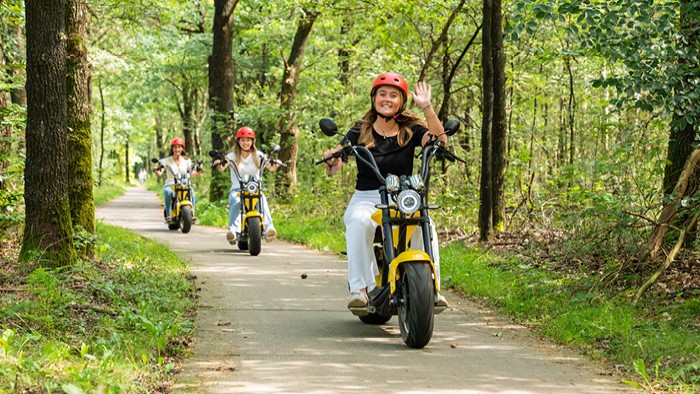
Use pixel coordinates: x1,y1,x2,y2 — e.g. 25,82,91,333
96,186,639,393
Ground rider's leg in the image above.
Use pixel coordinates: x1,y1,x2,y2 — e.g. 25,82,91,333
261,194,275,238
228,188,242,233
344,190,381,294
163,186,175,219
410,219,447,307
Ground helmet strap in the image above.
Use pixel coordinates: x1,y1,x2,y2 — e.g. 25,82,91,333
373,106,401,122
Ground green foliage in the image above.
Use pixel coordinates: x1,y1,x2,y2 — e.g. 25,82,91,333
0,223,195,392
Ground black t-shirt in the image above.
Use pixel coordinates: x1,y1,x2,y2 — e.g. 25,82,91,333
346,122,428,190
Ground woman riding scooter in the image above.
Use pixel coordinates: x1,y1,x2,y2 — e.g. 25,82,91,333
154,137,203,223
322,72,449,310
214,126,280,244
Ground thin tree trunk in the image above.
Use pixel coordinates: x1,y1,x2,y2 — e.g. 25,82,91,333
417,0,466,83
98,79,105,187
479,0,494,242
277,9,319,196
21,0,76,265
491,0,507,233
66,0,94,257
208,0,238,203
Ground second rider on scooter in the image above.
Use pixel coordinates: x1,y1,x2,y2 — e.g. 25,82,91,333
214,126,280,244
322,72,449,310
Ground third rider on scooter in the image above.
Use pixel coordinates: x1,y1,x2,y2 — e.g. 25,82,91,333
322,72,449,310
214,126,280,244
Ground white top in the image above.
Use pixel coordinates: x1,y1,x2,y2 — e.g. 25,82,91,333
226,151,265,185
159,156,193,186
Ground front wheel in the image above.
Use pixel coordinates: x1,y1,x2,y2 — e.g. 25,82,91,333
247,216,262,256
397,263,434,349
180,205,193,233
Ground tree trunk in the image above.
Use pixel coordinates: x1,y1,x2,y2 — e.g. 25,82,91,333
66,0,94,257
21,0,76,266
478,0,494,242
208,0,238,203
417,0,466,83
277,9,319,196
98,79,105,187
662,0,699,196
4,22,27,106
491,0,507,233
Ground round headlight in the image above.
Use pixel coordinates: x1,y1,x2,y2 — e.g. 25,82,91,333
245,182,259,194
397,190,421,214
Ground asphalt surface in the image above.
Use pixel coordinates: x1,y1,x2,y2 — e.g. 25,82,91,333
96,186,640,394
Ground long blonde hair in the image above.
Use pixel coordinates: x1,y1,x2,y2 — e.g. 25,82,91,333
357,106,427,149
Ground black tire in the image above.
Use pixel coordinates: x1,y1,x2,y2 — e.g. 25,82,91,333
180,205,193,233
168,221,180,230
247,217,262,256
397,263,434,348
237,240,248,250
359,312,392,325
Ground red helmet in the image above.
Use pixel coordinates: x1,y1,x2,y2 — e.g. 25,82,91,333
371,72,409,99
236,126,256,140
171,137,185,147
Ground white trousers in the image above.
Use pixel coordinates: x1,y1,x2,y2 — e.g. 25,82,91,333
343,189,441,293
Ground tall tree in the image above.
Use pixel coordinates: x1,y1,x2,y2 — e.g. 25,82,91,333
277,9,319,195
66,0,94,257
208,0,238,203
21,0,76,265
479,0,494,241
490,0,507,233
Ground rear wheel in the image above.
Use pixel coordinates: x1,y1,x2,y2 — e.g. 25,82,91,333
180,206,193,233
237,240,248,250
397,263,434,348
247,217,262,256
168,220,180,231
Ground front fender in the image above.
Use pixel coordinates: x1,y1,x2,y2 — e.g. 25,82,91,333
388,250,438,294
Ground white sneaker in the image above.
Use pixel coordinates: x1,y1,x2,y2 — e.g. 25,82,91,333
226,231,237,245
434,294,448,315
265,228,276,242
347,291,368,308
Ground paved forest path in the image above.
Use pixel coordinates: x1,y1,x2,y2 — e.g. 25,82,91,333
96,186,639,394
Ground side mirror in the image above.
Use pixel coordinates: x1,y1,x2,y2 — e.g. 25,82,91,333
270,145,281,154
197,159,203,164
444,119,460,136
208,150,220,158
150,158,159,164
319,118,338,137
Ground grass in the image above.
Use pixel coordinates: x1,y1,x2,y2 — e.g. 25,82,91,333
0,183,196,393
263,190,700,394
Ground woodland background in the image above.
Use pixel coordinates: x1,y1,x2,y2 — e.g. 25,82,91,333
0,0,699,391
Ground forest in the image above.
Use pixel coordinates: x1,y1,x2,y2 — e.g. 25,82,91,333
1,0,699,392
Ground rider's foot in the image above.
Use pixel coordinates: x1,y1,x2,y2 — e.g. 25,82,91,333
265,228,276,242
347,290,368,309
435,294,449,314
226,231,237,245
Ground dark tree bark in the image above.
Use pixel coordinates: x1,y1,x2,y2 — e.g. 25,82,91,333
478,0,494,242
97,79,105,186
662,0,700,196
21,0,76,266
171,76,199,157
438,23,481,124
208,0,238,203
277,9,319,195
66,0,95,257
491,0,507,233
